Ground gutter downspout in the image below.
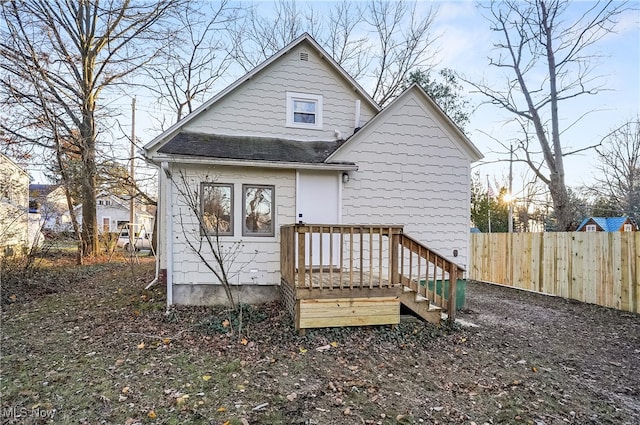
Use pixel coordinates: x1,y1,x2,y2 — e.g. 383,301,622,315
162,161,173,309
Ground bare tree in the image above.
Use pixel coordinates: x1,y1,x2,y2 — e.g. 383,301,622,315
227,0,438,105
320,2,369,81
365,0,438,106
593,118,640,219
467,0,628,230
0,0,182,256
147,1,237,125
228,0,312,72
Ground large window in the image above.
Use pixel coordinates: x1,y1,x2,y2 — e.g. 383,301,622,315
243,185,274,236
286,92,323,129
201,183,233,236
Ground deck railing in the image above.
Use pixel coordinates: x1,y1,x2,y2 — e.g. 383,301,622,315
398,234,463,320
280,224,463,321
280,224,404,290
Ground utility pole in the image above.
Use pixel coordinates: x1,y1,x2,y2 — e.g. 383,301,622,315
487,174,492,233
129,97,136,238
508,144,513,233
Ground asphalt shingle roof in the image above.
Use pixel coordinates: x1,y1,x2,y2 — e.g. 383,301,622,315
158,132,351,165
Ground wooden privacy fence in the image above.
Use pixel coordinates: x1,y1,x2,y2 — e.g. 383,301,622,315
469,232,640,313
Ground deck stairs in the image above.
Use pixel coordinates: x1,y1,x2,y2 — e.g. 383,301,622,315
400,286,442,324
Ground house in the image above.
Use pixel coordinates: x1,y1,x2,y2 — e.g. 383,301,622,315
29,184,71,232
576,216,638,232
65,192,155,235
0,153,30,255
143,34,483,331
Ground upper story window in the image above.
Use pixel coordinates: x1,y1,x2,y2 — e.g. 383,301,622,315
585,224,597,232
286,92,323,129
623,223,632,232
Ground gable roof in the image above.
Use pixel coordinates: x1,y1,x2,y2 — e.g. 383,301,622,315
576,216,634,231
326,84,483,163
29,184,59,197
144,33,380,157
0,152,29,177
158,132,346,164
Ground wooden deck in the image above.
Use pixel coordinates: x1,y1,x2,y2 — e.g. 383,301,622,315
280,224,464,333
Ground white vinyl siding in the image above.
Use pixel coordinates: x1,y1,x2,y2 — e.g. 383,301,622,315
170,165,295,287
0,154,29,251
183,43,376,141
331,93,473,270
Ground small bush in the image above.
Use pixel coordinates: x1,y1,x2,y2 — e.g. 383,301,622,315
195,303,268,335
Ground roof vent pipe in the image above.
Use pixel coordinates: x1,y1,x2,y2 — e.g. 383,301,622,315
354,100,361,130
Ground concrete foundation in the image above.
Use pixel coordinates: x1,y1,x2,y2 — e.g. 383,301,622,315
171,284,280,306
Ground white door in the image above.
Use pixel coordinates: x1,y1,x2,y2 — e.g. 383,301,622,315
297,171,340,267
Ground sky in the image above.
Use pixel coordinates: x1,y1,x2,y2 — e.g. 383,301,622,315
24,1,640,207
430,1,639,194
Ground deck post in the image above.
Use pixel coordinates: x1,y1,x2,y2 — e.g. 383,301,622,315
297,227,306,288
390,231,400,285
448,263,458,322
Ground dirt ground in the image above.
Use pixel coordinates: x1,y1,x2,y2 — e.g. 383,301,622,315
1,257,638,425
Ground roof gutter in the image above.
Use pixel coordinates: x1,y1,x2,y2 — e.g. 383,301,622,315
147,154,358,172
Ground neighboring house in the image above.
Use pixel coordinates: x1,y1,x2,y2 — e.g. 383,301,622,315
0,153,30,255
65,192,155,235
29,184,71,232
576,216,638,232
144,32,483,321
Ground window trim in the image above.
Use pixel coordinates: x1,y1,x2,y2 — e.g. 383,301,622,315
242,184,275,237
286,92,323,129
200,182,234,236
585,224,597,232
102,216,111,233
623,223,632,232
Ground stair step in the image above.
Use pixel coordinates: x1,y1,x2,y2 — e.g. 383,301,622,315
399,291,442,324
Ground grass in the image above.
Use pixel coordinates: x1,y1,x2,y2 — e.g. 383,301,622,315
2,252,637,424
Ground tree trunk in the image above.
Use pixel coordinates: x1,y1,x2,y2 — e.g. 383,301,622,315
80,112,98,256
549,173,572,231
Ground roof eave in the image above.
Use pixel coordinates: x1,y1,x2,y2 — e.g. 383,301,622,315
149,153,358,171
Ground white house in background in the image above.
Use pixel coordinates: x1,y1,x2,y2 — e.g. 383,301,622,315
29,184,71,232
65,192,154,235
143,33,483,308
0,153,30,255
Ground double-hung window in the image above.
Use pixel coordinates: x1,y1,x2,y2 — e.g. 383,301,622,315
242,185,274,236
201,183,234,236
286,92,323,129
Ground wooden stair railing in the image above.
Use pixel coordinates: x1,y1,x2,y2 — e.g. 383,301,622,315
279,224,464,324
396,234,464,323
